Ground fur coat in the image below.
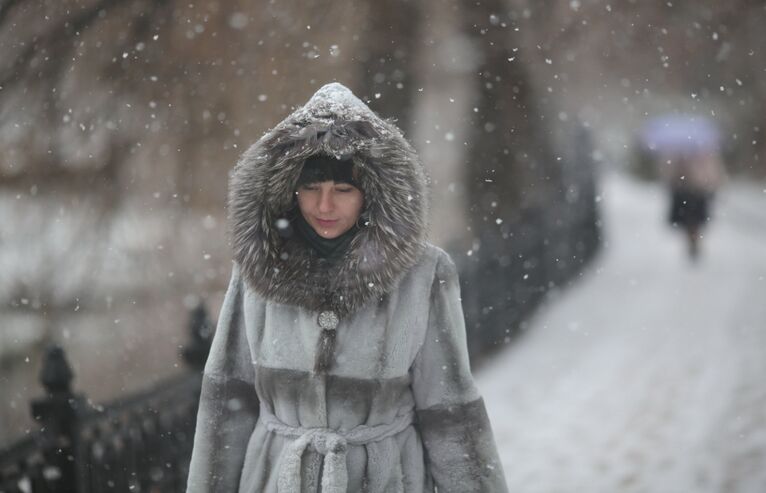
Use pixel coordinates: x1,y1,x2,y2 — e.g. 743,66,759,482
186,83,508,493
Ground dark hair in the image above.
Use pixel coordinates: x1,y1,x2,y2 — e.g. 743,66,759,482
296,154,359,189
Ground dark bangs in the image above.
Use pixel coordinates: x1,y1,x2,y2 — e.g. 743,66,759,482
296,154,358,188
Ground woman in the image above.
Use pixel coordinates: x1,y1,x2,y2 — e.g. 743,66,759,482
187,83,507,492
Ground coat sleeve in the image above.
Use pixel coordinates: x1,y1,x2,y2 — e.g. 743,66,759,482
186,263,260,492
411,250,508,493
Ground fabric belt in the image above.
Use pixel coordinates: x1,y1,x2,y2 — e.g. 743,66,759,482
259,404,414,493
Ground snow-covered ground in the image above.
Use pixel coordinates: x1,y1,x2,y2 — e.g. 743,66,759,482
477,172,766,493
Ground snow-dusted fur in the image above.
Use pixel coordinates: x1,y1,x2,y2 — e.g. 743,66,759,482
229,83,429,318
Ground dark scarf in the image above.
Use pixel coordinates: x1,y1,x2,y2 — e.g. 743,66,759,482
294,213,359,262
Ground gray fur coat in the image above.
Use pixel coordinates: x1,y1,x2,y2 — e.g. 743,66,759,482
186,83,508,492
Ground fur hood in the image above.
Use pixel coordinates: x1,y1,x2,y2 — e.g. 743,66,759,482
229,83,429,318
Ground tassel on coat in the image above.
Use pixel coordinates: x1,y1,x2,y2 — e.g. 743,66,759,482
314,328,337,373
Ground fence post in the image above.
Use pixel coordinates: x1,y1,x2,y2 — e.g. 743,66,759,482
181,302,213,372
30,345,87,493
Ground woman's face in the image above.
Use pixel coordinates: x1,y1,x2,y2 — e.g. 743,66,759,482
296,181,364,239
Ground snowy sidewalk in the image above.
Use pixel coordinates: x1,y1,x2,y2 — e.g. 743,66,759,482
477,173,766,493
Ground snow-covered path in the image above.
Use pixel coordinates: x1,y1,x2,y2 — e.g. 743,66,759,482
477,173,766,493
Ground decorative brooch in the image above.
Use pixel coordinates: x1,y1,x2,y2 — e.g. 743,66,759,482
317,310,339,331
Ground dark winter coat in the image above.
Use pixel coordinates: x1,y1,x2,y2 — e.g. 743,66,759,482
186,83,508,492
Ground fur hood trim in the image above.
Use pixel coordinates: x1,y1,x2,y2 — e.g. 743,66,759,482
229,83,429,318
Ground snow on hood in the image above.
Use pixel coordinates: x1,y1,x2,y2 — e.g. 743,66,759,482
228,83,430,318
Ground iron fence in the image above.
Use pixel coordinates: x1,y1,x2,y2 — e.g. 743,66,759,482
459,153,602,360
0,304,213,493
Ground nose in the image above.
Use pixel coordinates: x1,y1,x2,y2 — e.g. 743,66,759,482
317,188,334,213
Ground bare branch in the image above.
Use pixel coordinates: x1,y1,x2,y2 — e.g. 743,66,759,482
0,0,136,91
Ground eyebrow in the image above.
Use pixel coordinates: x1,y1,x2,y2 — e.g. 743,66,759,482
300,181,356,187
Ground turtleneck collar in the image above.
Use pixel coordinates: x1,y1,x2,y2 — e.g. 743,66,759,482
294,213,359,262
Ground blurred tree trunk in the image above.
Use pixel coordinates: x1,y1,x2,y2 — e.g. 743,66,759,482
458,0,560,351
459,1,555,221
357,0,423,133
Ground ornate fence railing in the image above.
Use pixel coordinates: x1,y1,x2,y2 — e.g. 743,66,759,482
459,165,601,360
0,304,213,493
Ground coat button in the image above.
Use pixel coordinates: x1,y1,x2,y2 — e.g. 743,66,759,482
317,310,339,330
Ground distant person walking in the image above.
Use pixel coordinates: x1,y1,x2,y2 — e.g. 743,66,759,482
662,149,726,259
641,114,726,260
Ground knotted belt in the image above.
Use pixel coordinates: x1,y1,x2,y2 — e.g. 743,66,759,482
259,405,414,493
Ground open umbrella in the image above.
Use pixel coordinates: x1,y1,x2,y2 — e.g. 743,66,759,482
640,114,720,154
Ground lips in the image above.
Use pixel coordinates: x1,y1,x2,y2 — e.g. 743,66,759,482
316,218,338,226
